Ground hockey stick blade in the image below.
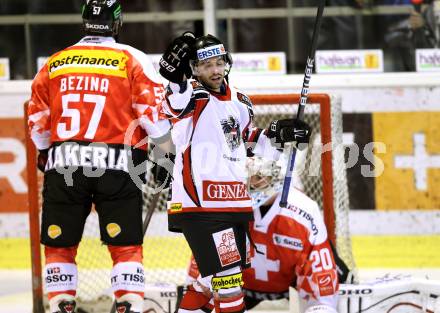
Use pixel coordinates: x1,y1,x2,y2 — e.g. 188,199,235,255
279,0,326,207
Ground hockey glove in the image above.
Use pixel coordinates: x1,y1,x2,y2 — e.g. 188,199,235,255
266,118,311,148
37,149,49,173
159,32,196,83
151,152,175,190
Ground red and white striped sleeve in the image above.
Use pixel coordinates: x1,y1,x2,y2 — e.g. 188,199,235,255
28,65,51,150
128,48,171,139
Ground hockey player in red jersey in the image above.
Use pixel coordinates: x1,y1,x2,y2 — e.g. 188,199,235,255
27,1,170,312
177,157,342,313
158,33,312,313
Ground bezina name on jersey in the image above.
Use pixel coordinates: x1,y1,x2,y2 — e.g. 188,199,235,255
163,79,281,219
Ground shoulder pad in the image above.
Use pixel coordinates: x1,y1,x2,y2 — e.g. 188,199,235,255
190,80,204,90
190,80,210,101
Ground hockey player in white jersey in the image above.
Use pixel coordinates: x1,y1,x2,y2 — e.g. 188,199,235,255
176,157,341,313
158,33,312,313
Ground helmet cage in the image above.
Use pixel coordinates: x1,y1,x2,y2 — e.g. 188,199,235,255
247,157,283,208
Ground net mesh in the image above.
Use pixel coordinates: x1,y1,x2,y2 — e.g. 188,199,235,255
30,94,355,312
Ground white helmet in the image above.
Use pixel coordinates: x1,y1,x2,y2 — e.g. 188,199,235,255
247,156,284,208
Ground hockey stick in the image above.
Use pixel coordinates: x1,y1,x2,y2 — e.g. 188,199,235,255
279,0,326,207
109,190,162,313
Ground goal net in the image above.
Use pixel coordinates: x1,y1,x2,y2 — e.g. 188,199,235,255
25,93,355,313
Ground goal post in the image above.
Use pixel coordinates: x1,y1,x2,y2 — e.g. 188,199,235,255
25,93,355,313
249,93,335,243
24,100,45,313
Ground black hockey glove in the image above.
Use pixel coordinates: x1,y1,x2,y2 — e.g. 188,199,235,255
37,149,49,173
151,152,175,190
159,32,196,83
266,118,311,148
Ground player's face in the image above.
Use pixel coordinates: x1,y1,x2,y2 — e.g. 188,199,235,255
195,56,226,92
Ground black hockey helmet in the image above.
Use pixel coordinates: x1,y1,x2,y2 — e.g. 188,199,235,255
190,34,233,76
81,0,122,37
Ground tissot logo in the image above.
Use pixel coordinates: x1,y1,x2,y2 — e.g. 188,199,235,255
286,204,318,235
202,180,250,201
45,274,74,283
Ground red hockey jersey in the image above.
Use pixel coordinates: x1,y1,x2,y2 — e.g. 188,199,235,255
243,189,339,307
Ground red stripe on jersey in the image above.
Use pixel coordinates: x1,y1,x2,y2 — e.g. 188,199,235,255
180,95,211,206
192,98,209,126
182,146,201,207
168,206,253,214
247,127,262,144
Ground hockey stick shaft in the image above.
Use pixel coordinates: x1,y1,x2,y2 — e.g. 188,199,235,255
109,190,161,313
279,0,326,207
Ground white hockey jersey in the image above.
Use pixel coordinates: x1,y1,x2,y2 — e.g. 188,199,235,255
163,80,280,219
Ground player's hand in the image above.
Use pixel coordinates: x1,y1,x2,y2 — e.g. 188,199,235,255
159,32,196,83
409,10,425,29
151,153,175,190
37,149,49,172
266,118,311,147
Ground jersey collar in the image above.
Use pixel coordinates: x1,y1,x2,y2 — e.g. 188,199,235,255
253,193,281,233
210,80,232,101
